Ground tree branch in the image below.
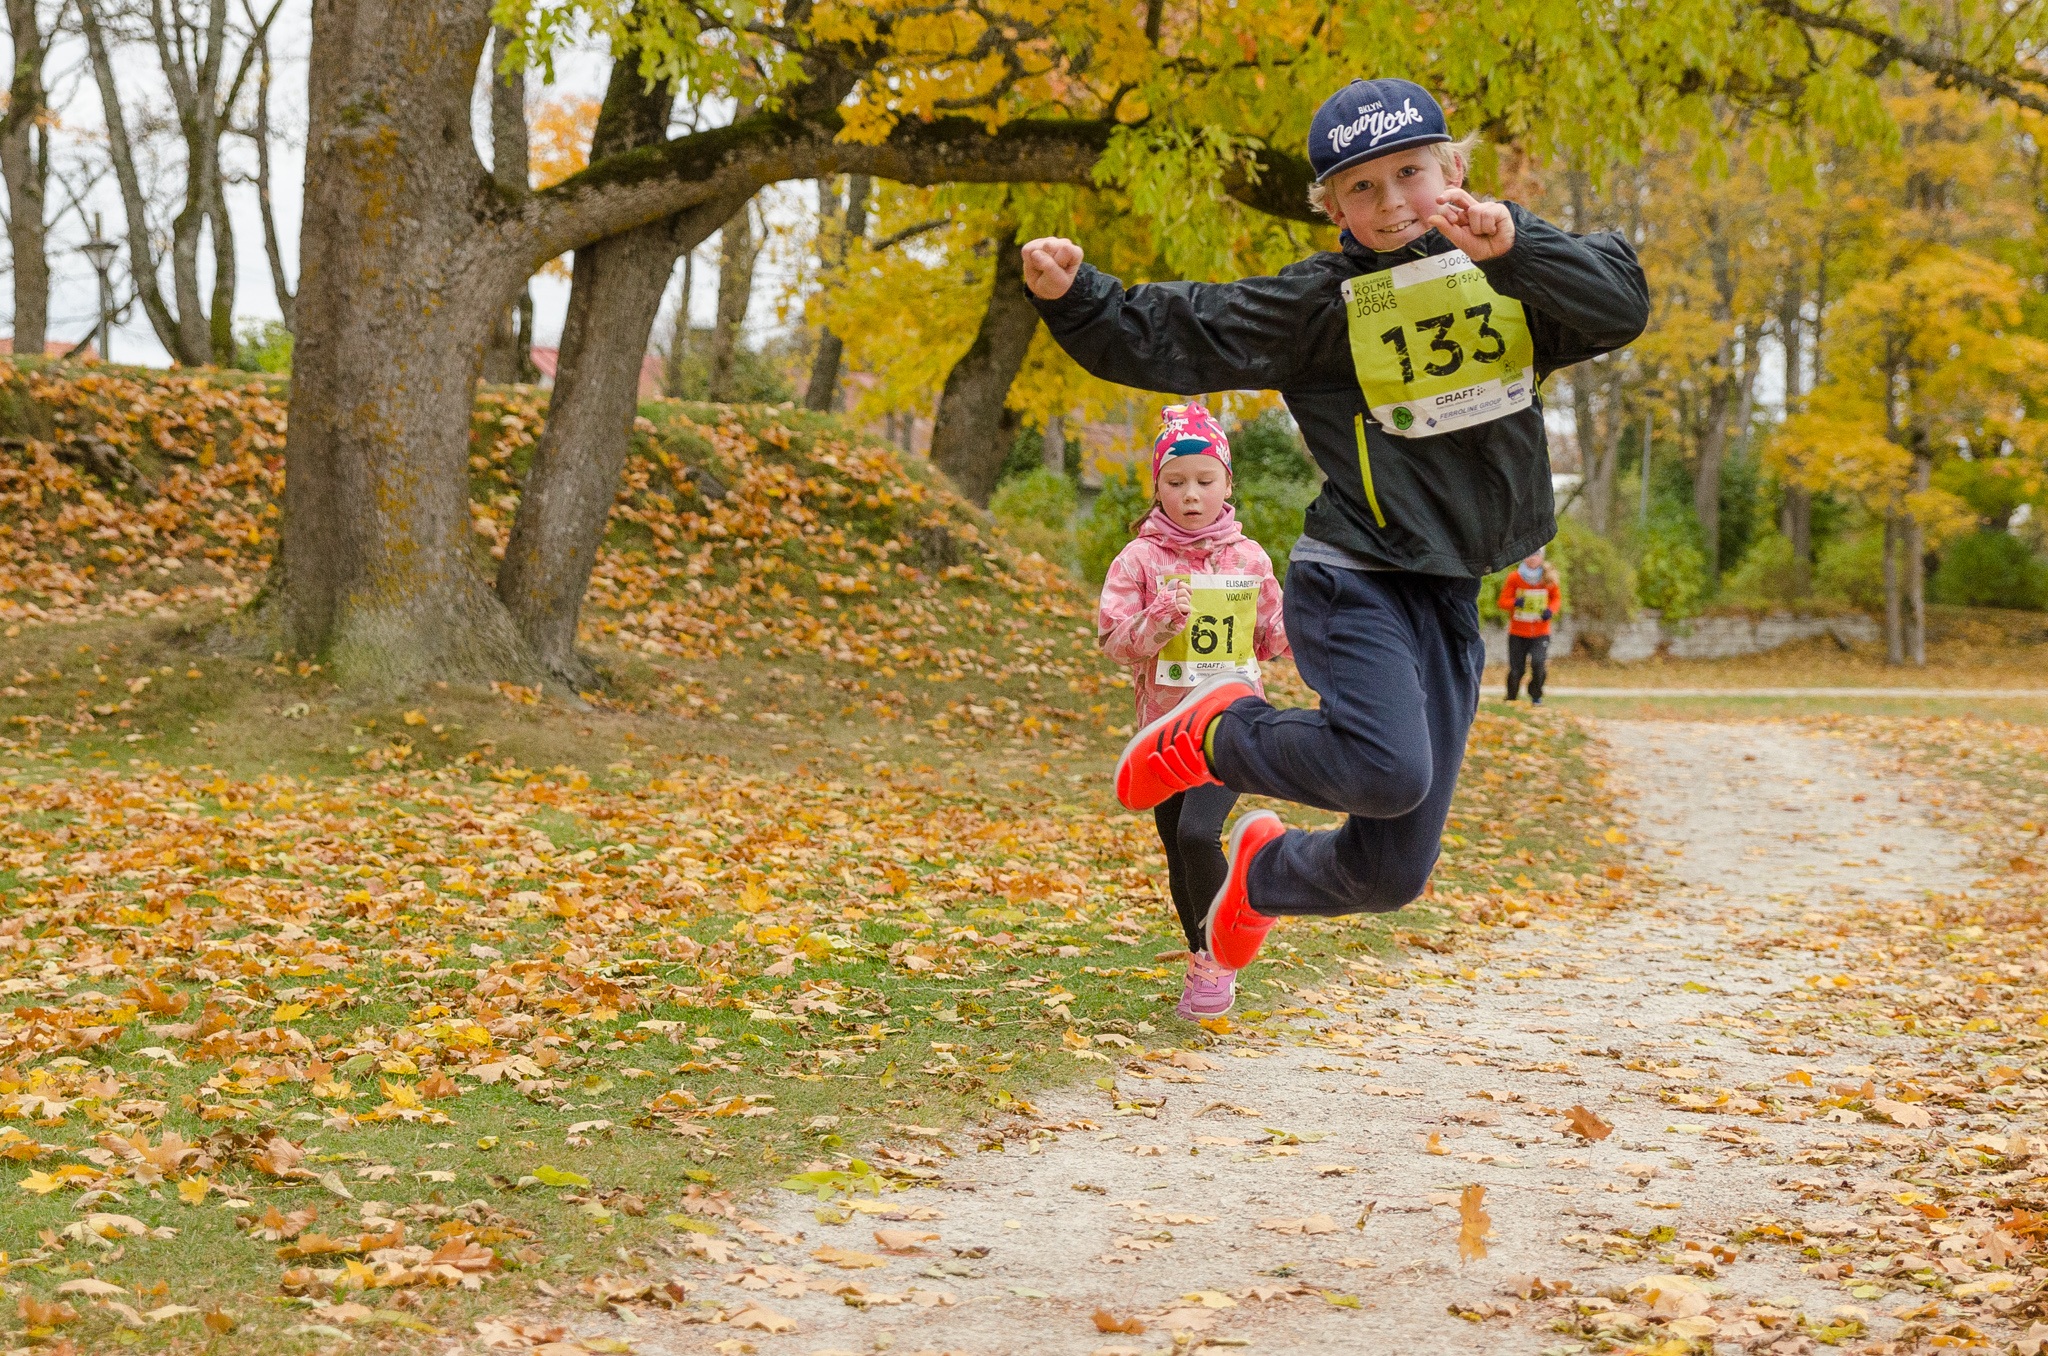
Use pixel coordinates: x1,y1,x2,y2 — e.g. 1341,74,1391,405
517,111,1323,272
1755,0,2048,114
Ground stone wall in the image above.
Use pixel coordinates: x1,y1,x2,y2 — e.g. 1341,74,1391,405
1483,611,1880,666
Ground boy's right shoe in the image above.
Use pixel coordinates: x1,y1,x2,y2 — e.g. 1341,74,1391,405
1114,674,1255,811
1203,810,1286,970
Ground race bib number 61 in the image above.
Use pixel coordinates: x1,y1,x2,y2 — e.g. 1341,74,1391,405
1341,249,1536,439
1155,573,1260,687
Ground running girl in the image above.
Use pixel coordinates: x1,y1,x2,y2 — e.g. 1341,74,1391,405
1096,403,1287,1017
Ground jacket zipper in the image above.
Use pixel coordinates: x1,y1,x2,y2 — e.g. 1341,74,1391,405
1352,414,1387,528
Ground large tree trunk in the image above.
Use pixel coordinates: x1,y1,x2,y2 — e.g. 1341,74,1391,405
0,0,50,356
706,202,759,401
268,0,534,681
496,55,744,685
929,227,1040,505
804,173,870,411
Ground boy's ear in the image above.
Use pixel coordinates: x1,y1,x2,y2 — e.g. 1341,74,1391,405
1448,153,1467,190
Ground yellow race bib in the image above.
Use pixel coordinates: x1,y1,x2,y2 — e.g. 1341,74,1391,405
1513,586,1548,622
1341,248,1536,439
1155,573,1259,687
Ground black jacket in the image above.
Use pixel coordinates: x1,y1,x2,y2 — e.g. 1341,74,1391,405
1030,203,1649,577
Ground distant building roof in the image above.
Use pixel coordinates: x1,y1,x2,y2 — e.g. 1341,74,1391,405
529,346,663,400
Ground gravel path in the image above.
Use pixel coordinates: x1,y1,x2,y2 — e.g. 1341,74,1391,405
609,721,1986,1355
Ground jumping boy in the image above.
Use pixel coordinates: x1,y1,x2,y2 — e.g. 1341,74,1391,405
1022,77,1648,970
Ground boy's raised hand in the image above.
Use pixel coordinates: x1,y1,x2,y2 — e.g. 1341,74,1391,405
1021,237,1084,299
1427,188,1516,262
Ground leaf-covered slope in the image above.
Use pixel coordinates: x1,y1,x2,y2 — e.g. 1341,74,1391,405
0,364,1104,701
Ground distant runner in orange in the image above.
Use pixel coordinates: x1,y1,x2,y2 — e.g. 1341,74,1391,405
1498,549,1560,705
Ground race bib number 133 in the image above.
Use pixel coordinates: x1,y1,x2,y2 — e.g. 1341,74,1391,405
1340,249,1536,439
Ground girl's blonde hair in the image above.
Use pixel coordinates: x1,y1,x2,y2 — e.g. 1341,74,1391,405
1306,134,1483,223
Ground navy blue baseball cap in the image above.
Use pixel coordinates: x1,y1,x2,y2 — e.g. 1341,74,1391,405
1308,78,1450,182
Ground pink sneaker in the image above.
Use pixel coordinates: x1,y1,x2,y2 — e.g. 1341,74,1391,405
1176,951,1237,1019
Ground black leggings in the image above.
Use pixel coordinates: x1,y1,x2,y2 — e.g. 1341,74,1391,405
1506,633,1549,701
1153,784,1240,951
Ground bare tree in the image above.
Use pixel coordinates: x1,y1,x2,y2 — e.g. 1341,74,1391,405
478,23,531,383
238,1,291,327
79,0,281,365
0,0,56,354
705,199,760,402
804,173,869,411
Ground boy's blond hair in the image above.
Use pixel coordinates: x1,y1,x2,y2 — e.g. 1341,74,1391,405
1307,133,1481,222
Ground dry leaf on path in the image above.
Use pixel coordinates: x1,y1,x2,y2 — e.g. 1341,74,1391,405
1257,1214,1339,1235
1458,1185,1491,1263
812,1245,889,1269
1564,1105,1613,1141
1092,1309,1145,1334
727,1303,797,1332
1872,1097,1934,1128
872,1229,938,1253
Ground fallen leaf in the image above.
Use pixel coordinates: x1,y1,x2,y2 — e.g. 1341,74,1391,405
812,1245,889,1269
1093,1309,1145,1334
873,1229,938,1253
727,1303,796,1332
1458,1185,1491,1263
1564,1105,1613,1142
1256,1214,1339,1235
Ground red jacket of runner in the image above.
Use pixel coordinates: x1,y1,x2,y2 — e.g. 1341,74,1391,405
1498,571,1561,639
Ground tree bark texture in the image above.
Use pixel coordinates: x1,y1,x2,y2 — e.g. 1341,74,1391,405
1,0,50,355
1042,413,1066,474
706,201,759,402
929,228,1040,506
804,173,870,411
496,57,745,685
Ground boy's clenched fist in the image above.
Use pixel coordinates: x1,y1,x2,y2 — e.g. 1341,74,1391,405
1021,237,1084,300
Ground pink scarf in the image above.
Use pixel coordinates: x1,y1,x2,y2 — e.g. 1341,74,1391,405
1138,503,1244,551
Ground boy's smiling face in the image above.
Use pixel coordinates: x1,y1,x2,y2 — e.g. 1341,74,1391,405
1324,146,1464,251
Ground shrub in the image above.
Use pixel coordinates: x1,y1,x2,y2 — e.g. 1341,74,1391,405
1721,529,1801,606
989,468,1078,566
1930,530,2048,610
1635,513,1708,619
1550,517,1636,624
1229,409,1319,486
1479,520,1635,628
1234,474,1318,577
1078,462,1152,586
234,319,293,374
1815,529,1885,611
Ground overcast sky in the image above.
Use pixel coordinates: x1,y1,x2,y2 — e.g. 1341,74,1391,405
4,6,807,367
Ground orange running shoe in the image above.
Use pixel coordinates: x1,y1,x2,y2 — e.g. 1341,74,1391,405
1203,810,1285,970
1113,674,1255,811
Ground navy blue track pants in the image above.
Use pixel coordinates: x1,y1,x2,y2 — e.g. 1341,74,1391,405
1208,562,1483,916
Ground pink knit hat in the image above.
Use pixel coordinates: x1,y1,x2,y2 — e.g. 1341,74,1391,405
1150,402,1232,483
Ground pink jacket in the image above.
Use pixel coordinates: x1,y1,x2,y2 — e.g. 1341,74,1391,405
1097,507,1289,727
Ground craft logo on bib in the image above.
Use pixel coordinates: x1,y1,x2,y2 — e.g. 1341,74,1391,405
1155,573,1259,687
1341,248,1536,440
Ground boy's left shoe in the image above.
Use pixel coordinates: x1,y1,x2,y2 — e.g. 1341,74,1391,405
1114,674,1253,811
1203,811,1286,970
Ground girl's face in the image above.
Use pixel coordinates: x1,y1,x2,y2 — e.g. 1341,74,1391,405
1157,455,1231,530
1325,147,1463,252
